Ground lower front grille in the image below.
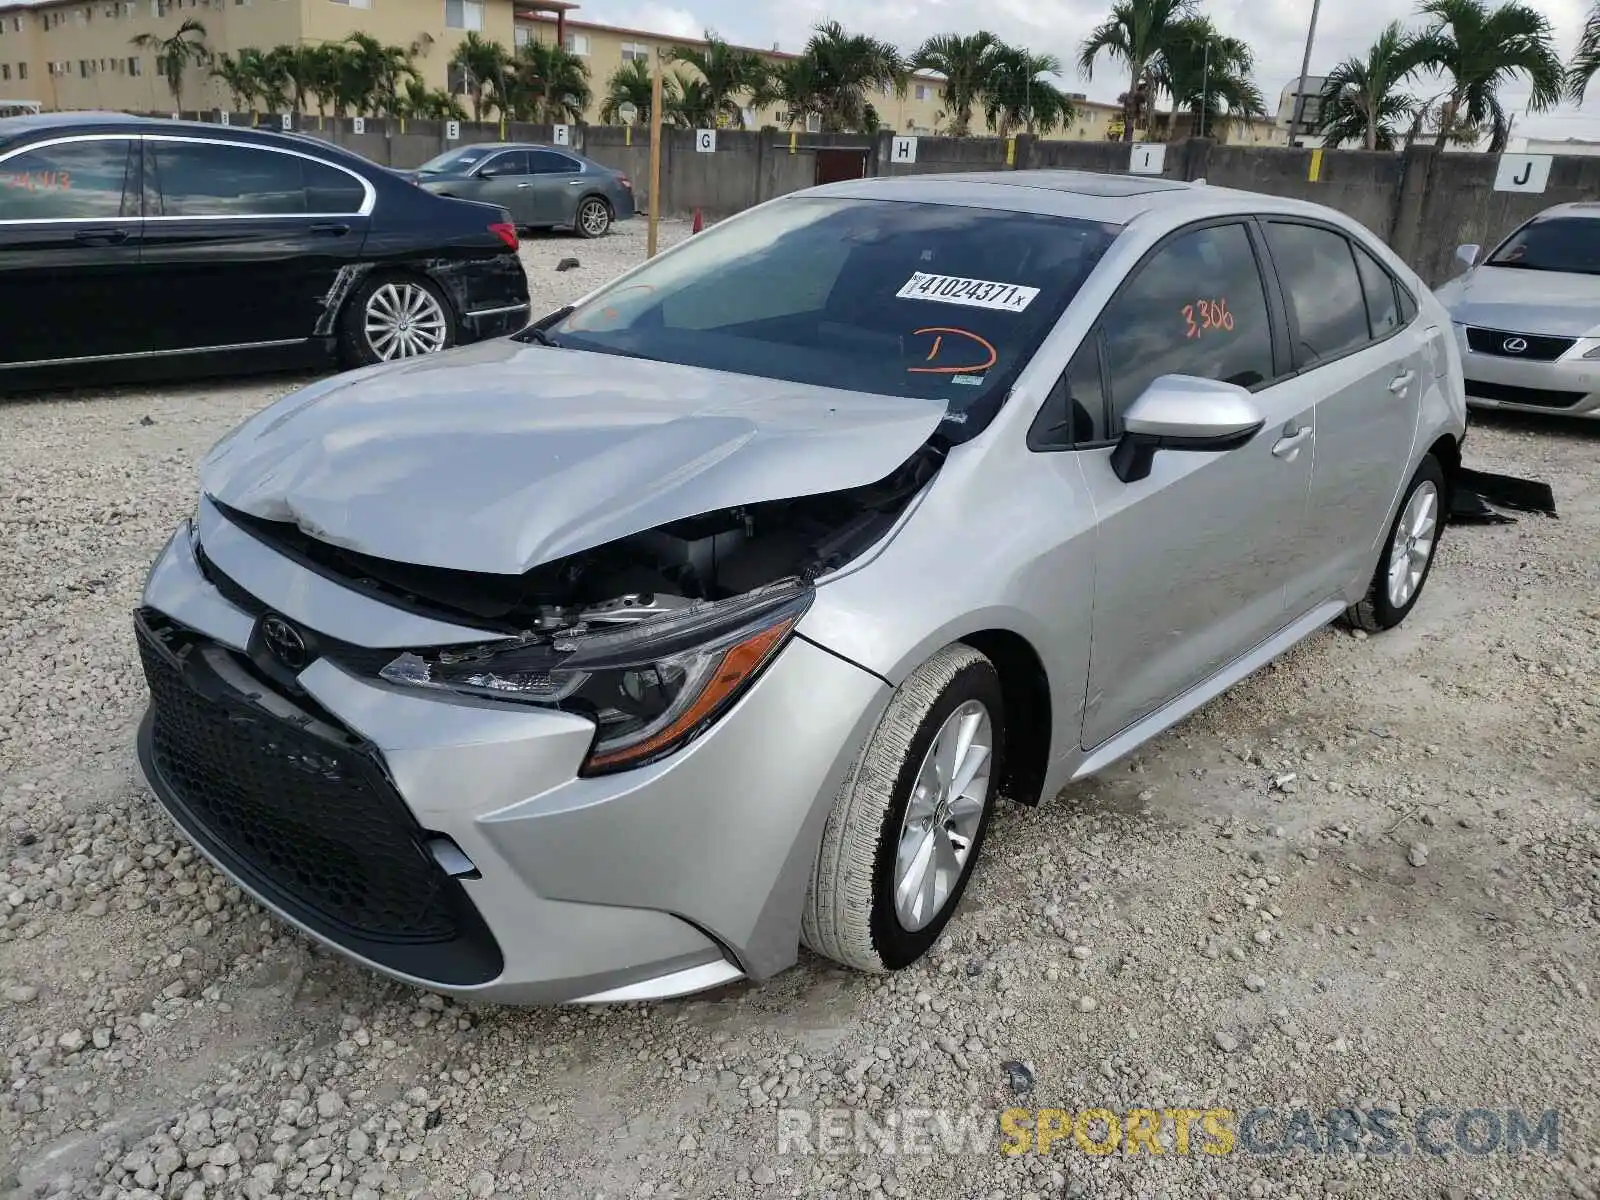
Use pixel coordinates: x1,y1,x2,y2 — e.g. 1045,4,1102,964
1465,380,1587,409
135,610,502,985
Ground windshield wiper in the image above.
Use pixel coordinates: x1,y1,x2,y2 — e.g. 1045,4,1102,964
514,306,573,347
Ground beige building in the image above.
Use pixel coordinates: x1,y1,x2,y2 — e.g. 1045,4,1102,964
0,0,1283,146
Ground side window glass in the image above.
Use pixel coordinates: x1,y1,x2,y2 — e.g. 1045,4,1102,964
483,150,529,176
302,158,365,214
151,141,308,216
529,150,579,175
1352,243,1400,339
1265,222,1371,364
1100,222,1275,427
1029,338,1107,449
1396,283,1418,325
0,138,132,219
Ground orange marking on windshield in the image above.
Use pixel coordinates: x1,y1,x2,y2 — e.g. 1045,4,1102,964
907,326,997,375
565,283,656,331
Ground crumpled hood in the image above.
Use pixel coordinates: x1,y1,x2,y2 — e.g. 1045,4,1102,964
1435,267,1600,337
200,339,948,574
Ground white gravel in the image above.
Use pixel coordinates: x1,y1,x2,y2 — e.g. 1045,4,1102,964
2,216,1598,1200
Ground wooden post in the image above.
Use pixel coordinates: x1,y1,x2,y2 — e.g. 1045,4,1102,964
648,51,664,258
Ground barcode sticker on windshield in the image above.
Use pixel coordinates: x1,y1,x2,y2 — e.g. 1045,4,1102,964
896,272,1040,312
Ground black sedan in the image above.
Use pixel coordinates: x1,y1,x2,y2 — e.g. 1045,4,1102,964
0,113,531,389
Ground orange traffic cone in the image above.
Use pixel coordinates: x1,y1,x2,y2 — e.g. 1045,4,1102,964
691,208,704,234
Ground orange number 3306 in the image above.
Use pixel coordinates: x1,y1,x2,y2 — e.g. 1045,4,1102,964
1182,297,1235,339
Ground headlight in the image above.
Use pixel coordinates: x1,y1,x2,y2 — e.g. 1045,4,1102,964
1583,344,1600,359
380,581,813,775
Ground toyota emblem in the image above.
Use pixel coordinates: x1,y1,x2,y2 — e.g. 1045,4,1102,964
1502,336,1528,354
259,615,309,670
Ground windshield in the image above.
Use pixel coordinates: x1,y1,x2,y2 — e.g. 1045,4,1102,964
540,197,1120,441
415,147,488,175
1486,216,1600,275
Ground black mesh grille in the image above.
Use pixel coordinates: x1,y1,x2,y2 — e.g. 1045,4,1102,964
1465,327,1577,361
1465,380,1586,409
137,613,459,943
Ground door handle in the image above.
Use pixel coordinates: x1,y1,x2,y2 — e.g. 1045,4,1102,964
1388,370,1416,394
73,227,128,245
516,182,532,188
1271,425,1312,459
568,179,584,185
309,222,350,237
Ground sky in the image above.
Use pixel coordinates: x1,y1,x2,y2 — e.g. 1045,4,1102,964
588,0,1600,141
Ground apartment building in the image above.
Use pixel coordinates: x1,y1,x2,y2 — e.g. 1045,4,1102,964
0,0,1283,146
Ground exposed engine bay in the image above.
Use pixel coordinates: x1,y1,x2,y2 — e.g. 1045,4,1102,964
218,440,945,640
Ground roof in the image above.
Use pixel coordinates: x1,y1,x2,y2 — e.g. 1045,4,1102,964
0,113,386,168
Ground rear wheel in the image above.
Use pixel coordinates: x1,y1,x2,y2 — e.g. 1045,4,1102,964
1342,454,1445,632
339,273,455,368
574,195,612,239
801,644,1005,972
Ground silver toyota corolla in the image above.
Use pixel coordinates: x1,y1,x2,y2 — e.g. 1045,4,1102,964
134,171,1466,1005
1437,202,1600,419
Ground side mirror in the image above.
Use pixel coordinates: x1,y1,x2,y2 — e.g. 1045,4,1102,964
1456,243,1480,270
475,167,499,179
1110,375,1266,484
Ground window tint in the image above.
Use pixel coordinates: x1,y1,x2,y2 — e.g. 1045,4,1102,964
1397,283,1417,324
1099,222,1275,424
1265,222,1371,364
1030,338,1107,449
0,138,131,219
481,150,529,175
1352,243,1400,338
152,141,362,216
1486,216,1600,274
529,149,579,174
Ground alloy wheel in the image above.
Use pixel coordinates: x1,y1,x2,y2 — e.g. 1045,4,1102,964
893,700,993,933
1387,479,1439,609
578,198,610,237
365,282,448,361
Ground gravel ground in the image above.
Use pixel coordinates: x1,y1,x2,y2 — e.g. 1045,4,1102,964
2,215,1598,1200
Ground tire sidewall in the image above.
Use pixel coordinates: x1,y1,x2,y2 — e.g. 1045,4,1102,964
1371,455,1447,627
340,273,456,369
865,659,1006,970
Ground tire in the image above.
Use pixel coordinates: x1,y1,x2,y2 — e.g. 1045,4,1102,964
801,644,1006,973
1341,454,1446,632
574,195,612,239
339,273,456,369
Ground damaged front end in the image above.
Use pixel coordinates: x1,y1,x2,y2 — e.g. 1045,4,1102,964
218,439,944,774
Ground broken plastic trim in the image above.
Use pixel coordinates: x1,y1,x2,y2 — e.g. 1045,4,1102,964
380,581,814,775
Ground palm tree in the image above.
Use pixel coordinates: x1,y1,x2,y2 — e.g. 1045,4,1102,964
210,52,259,112
912,31,999,137
667,73,718,128
1316,22,1423,150
799,20,909,133
982,46,1075,137
449,32,509,121
265,44,316,114
131,18,211,111
400,79,467,120
754,57,825,130
601,57,676,125
1409,0,1564,150
669,31,768,128
1570,1,1600,100
1078,0,1196,141
507,41,591,123
339,34,420,117
1153,17,1265,140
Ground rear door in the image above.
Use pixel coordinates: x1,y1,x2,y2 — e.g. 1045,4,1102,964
1257,220,1423,606
0,134,143,368
527,149,585,226
139,136,372,351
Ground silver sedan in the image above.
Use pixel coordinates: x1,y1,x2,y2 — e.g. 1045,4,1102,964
1437,202,1600,420
134,171,1466,1005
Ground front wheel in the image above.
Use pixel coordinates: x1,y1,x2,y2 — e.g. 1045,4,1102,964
574,196,612,239
1342,454,1445,632
339,273,456,368
801,644,1005,973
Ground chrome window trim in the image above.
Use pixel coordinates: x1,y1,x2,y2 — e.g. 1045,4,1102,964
0,131,376,224
0,336,307,371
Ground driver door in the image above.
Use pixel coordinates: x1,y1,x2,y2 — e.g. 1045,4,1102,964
463,150,535,225
1079,219,1321,749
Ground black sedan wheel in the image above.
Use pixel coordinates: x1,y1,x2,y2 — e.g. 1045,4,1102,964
575,196,612,239
340,274,456,367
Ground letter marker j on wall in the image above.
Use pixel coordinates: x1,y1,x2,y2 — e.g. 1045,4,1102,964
1494,154,1552,193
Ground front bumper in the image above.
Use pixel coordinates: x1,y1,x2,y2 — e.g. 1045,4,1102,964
134,512,889,1004
1458,333,1600,418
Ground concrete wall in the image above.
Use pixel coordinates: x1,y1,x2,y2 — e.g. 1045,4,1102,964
165,115,1600,286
